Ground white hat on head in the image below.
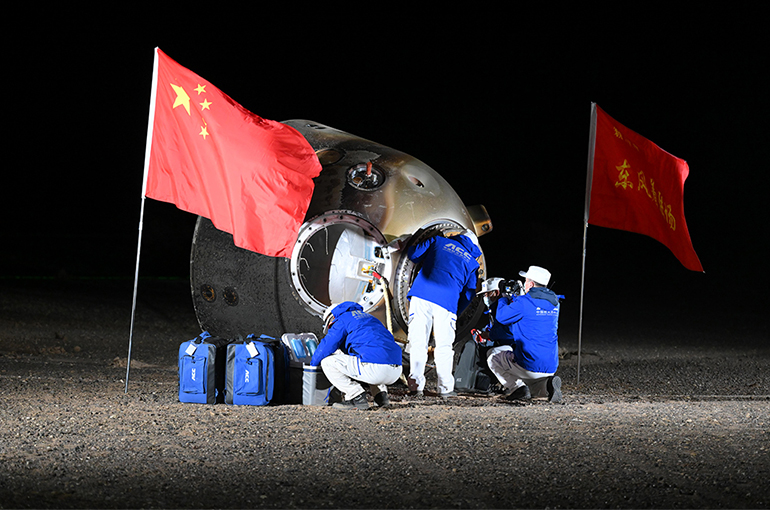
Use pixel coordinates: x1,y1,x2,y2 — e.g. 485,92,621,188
519,266,551,286
477,277,504,295
322,304,338,334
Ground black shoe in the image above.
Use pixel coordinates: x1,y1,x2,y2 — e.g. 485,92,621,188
332,393,369,410
374,392,391,407
547,376,562,403
406,390,424,399
504,385,531,401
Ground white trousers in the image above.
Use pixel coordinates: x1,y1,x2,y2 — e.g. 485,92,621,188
320,351,402,401
486,345,554,398
407,296,456,394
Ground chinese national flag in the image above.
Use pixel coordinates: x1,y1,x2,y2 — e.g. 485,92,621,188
144,48,322,258
586,104,703,272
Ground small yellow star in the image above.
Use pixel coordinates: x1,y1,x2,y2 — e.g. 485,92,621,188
200,99,212,111
199,125,209,140
195,84,206,95
170,83,191,115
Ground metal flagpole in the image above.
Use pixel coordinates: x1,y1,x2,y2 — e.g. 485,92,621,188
577,221,588,386
126,48,160,393
577,102,598,386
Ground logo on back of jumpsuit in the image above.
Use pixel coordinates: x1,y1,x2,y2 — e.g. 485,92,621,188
442,243,472,261
535,307,558,316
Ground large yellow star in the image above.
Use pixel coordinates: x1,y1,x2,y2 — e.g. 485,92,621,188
170,83,191,115
200,99,212,111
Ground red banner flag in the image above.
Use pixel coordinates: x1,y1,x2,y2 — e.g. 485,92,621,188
143,48,322,258
585,104,703,272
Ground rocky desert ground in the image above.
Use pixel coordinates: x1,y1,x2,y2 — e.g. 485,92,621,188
1,278,767,508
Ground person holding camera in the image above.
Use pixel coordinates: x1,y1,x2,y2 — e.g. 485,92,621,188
484,266,563,403
475,277,515,348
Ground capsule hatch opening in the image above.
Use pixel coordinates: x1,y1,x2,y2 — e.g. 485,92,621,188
290,212,392,316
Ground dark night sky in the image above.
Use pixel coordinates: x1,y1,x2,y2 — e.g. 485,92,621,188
6,9,768,340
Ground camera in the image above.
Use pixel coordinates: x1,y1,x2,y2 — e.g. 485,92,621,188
501,279,523,297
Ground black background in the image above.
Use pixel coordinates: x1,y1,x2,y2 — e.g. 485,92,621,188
6,8,768,344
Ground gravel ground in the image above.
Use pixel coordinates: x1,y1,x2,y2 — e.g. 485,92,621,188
0,278,768,509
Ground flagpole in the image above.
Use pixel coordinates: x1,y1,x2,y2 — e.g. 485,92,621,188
126,48,160,394
577,103,598,386
577,222,588,386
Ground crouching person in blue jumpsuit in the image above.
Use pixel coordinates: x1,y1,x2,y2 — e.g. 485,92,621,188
310,302,403,410
486,265,563,403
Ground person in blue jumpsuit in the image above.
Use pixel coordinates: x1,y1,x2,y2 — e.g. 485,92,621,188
486,265,563,403
475,276,516,348
310,302,403,410
406,229,482,399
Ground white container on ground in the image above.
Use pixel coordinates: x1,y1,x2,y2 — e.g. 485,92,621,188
302,364,333,406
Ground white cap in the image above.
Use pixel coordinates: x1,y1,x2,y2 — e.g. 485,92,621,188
322,304,338,334
477,277,504,295
519,265,551,286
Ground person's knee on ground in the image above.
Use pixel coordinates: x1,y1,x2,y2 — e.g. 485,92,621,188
504,380,531,401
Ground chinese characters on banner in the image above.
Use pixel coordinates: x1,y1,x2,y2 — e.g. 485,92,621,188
144,48,322,258
586,103,703,272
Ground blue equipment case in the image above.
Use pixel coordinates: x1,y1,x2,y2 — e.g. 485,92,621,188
225,334,289,406
178,332,229,404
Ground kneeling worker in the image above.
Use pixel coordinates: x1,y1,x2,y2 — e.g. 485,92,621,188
310,302,403,410
486,266,563,403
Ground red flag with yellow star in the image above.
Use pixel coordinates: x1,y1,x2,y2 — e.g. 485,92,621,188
585,104,703,271
143,48,322,258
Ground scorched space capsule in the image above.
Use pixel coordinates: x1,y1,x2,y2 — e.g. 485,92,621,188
190,120,492,346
